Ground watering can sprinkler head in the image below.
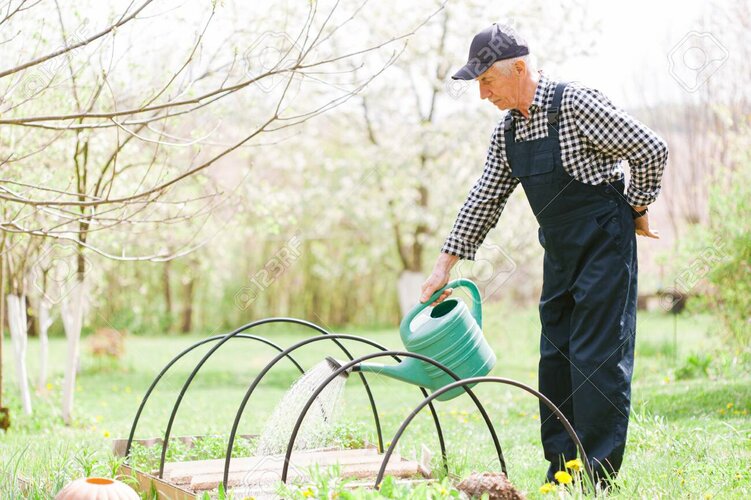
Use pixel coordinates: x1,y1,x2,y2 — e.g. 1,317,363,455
325,356,352,378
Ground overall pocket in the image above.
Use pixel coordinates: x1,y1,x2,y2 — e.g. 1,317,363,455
594,209,632,264
511,150,557,186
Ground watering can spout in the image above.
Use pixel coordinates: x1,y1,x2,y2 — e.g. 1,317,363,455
355,359,432,388
325,357,351,378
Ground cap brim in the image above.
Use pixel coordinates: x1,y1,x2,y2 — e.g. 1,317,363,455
451,61,491,80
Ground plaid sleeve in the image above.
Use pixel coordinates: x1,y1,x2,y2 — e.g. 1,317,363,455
441,120,519,261
568,87,669,206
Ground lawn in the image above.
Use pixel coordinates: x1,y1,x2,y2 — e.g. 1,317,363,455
1,302,750,498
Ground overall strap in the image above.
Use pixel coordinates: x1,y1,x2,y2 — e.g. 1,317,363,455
547,81,568,128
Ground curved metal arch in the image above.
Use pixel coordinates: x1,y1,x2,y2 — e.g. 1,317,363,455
222,335,451,491
124,332,304,459
374,376,595,488
279,351,507,484
154,318,390,478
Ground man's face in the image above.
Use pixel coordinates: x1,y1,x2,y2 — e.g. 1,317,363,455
476,64,518,110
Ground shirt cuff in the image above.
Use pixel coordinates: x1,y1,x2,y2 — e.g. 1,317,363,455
626,184,660,207
440,235,478,261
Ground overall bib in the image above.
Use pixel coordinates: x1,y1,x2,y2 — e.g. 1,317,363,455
504,83,638,482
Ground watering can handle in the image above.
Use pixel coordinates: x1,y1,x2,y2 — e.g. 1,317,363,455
401,278,483,333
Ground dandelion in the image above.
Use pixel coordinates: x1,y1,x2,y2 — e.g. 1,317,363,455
704,494,713,499
554,470,573,484
566,458,583,472
103,430,111,438
727,402,734,409
539,482,555,494
46,383,53,390
439,487,448,495
302,487,314,497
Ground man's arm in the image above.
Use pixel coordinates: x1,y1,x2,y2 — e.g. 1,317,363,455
569,86,669,238
421,120,519,303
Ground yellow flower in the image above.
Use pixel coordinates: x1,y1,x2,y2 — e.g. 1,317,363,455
565,458,583,472
103,431,111,438
302,487,314,497
439,487,448,495
539,482,555,494
704,494,713,499
46,383,53,390
727,402,734,409
554,470,573,484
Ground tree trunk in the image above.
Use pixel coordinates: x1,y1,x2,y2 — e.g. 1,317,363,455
61,280,85,425
6,294,32,415
33,296,53,392
0,252,5,413
163,261,173,332
397,270,424,318
180,275,195,334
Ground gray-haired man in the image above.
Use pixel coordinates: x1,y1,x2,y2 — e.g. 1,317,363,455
421,23,668,487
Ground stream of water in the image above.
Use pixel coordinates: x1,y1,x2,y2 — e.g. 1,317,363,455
256,360,347,455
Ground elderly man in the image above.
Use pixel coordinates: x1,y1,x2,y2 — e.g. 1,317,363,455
420,23,668,487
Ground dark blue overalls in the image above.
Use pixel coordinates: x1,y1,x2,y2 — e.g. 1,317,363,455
504,83,638,483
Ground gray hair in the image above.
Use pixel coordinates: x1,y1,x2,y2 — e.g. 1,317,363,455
492,55,535,76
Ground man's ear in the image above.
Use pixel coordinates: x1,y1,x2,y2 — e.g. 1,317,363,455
513,58,527,76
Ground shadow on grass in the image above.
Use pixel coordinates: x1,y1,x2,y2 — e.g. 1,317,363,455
637,379,751,420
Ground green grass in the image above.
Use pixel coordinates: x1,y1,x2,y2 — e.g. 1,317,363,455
1,304,750,498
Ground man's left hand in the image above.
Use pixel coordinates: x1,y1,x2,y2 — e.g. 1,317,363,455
632,206,659,238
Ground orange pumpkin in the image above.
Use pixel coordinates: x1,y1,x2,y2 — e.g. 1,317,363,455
55,477,139,500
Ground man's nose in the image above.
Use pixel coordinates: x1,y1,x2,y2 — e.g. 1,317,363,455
479,83,491,100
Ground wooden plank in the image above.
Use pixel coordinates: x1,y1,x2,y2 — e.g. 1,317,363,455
112,434,256,458
165,447,377,483
227,476,433,500
178,451,395,487
191,453,419,491
119,464,196,500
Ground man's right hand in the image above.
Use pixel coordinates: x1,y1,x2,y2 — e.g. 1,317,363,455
420,253,460,305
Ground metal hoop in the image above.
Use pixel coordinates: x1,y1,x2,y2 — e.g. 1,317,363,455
279,350,507,484
374,376,595,488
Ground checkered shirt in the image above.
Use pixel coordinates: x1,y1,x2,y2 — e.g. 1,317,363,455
441,74,669,260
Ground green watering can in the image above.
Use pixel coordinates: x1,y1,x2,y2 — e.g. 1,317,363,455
355,279,496,401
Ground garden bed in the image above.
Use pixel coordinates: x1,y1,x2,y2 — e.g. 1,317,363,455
114,435,429,499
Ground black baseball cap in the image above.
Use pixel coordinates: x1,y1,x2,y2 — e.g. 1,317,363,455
452,23,529,80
